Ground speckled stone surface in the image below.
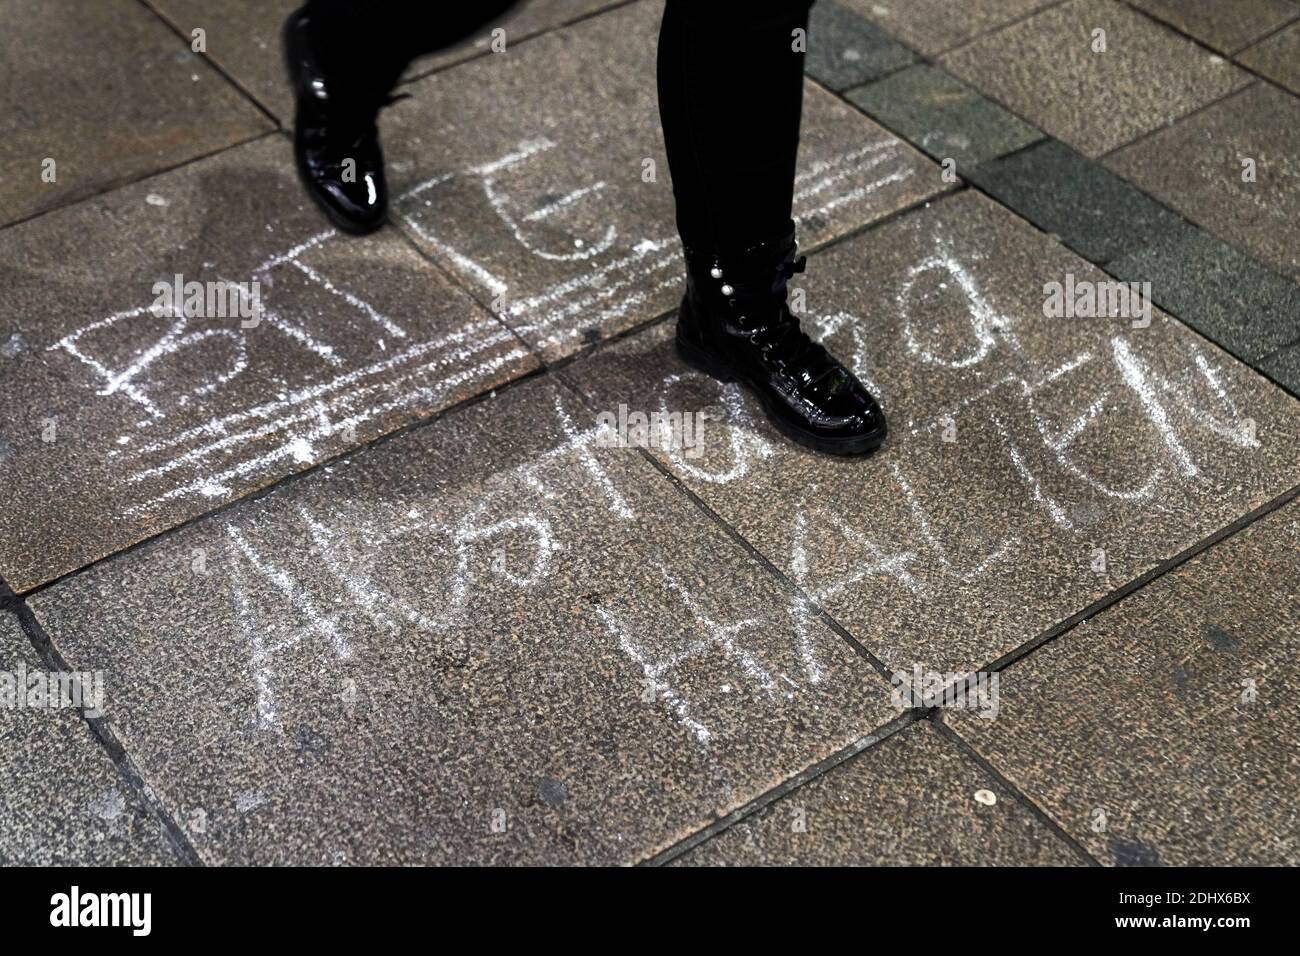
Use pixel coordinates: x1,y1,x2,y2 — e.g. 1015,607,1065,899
838,0,1059,56
676,722,1081,865
563,190,1300,675
951,501,1300,866
400,0,623,82
1107,83,1300,281
1109,222,1300,363
1259,341,1300,395
148,0,621,124
0,613,179,865
942,0,1250,157
0,135,539,592
0,0,272,226
28,376,899,865
806,1,915,92
145,0,296,121
846,64,1043,168
968,139,1183,264
1239,22,1300,94
1129,0,1299,54
382,0,950,363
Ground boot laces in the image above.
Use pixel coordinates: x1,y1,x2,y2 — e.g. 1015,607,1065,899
735,253,840,384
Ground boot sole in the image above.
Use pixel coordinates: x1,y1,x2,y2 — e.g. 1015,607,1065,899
675,330,887,456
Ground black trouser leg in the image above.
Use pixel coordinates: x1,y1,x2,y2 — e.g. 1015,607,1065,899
657,0,815,253
300,0,523,108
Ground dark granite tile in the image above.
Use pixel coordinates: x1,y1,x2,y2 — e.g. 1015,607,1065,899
1109,222,1300,362
968,139,1183,264
806,1,915,92
1107,82,1300,282
383,0,950,364
1258,340,1300,395
564,190,1300,676
1129,0,1299,54
838,0,1060,57
1238,21,1300,94
0,135,539,592
676,722,1081,865
148,0,622,124
942,0,1250,157
28,376,898,865
0,613,179,865
0,0,272,226
952,500,1300,865
846,64,1044,168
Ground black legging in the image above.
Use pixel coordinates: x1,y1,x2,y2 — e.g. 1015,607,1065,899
301,0,813,252
657,0,813,253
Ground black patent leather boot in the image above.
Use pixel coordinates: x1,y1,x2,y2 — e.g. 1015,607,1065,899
676,230,887,455
283,7,391,234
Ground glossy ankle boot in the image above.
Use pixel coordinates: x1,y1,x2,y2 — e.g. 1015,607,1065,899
676,229,887,455
283,7,391,235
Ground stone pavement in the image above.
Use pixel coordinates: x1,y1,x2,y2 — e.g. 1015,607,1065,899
1,0,1297,866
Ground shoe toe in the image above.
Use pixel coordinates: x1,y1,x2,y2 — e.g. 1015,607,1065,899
806,368,886,439
320,171,386,224
299,149,388,233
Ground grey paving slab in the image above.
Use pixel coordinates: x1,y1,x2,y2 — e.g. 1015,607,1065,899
563,190,1300,676
846,64,1044,169
145,0,296,121
951,500,1300,866
1258,341,1300,395
806,1,915,92
1238,22,1300,94
676,722,1081,865
27,376,898,865
968,139,1184,264
1109,222,1300,363
0,134,539,592
1107,82,1300,282
148,0,622,124
837,0,1061,57
0,0,272,226
383,0,951,364
1128,0,1299,54
402,0,625,80
0,613,179,865
942,0,1250,157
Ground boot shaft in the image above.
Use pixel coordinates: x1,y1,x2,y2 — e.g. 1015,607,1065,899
683,229,807,332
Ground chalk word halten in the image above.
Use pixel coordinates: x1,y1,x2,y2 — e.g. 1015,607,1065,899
228,395,821,749
641,232,1259,611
